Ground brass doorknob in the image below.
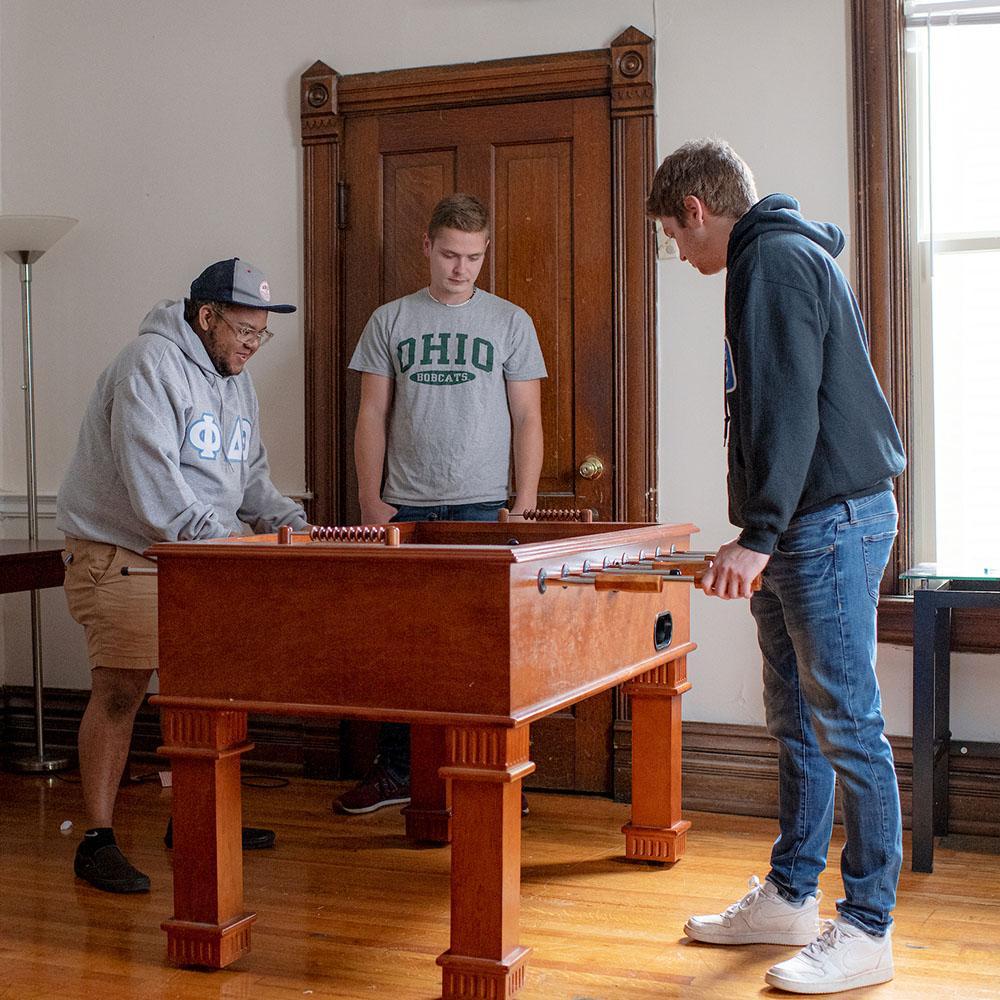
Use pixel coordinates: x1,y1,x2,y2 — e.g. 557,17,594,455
578,455,604,480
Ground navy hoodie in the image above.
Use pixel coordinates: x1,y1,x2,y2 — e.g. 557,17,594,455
724,194,905,554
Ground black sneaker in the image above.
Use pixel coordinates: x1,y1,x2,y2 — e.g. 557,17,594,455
239,826,276,850
163,818,275,850
334,770,527,817
74,842,150,894
334,764,411,814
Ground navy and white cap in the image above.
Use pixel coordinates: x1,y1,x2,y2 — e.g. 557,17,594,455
189,258,296,313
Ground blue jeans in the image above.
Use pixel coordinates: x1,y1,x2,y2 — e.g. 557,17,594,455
751,490,902,936
376,499,507,775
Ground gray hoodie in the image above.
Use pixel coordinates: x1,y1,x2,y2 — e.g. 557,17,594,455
56,300,307,554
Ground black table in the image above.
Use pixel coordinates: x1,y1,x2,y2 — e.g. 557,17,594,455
1,538,71,771
904,564,1000,872
0,539,65,594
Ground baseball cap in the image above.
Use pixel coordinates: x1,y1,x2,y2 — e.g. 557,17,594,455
189,258,296,313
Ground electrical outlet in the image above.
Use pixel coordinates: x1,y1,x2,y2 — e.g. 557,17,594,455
655,219,678,260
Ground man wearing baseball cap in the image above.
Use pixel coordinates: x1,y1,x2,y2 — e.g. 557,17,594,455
57,258,307,894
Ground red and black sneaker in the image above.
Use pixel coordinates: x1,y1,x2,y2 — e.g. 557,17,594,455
334,764,411,815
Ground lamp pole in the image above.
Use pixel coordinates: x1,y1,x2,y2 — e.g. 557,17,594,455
14,251,69,770
2,216,77,772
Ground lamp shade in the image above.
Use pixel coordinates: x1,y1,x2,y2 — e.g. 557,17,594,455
0,215,77,264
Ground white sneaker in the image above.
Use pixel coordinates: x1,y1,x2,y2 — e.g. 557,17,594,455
684,875,820,946
764,917,894,994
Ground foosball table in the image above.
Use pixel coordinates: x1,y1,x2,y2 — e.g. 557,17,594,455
150,514,711,998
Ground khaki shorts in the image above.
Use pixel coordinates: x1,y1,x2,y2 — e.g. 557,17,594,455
63,536,158,669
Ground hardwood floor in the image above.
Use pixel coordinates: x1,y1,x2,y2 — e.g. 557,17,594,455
1,770,998,999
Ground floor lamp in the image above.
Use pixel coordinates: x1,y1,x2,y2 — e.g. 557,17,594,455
1,215,77,772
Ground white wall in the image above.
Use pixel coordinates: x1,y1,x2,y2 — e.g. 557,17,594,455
0,0,994,740
657,0,852,726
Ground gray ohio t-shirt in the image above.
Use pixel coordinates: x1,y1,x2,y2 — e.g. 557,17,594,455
349,288,547,506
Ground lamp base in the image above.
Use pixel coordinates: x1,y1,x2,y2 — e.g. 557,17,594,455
5,751,74,773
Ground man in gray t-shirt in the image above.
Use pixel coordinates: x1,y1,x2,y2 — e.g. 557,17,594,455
350,288,546,510
337,193,546,816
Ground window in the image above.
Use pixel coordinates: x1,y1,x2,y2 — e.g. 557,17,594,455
852,0,1000,647
905,2,1000,570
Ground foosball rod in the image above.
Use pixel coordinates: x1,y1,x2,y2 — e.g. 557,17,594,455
537,565,706,594
537,557,762,594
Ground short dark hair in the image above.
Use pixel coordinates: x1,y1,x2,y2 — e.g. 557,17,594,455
183,298,225,327
428,193,490,241
646,138,757,225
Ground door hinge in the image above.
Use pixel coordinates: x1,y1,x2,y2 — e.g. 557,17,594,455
337,181,349,230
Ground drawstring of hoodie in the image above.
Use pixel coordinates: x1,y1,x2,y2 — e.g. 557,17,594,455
723,337,734,447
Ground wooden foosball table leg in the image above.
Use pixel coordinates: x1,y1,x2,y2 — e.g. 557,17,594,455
621,656,692,862
158,707,256,967
437,724,535,999
403,723,451,843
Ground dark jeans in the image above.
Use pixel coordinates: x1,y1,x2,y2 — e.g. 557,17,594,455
375,499,507,779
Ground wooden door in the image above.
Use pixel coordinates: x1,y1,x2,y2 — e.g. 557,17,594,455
300,29,658,793
340,97,613,530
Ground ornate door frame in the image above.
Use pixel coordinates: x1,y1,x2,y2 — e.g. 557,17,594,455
298,27,659,528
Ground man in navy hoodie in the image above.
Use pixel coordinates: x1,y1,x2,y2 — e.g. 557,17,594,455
647,139,905,995
57,259,308,894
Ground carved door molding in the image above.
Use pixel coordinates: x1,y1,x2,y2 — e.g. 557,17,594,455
299,27,658,527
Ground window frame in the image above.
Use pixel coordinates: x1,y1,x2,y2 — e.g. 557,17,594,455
852,0,1000,650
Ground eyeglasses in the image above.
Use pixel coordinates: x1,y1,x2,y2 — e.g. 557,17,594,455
211,307,273,347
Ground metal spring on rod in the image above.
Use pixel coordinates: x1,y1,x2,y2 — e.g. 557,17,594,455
309,525,387,543
522,508,594,522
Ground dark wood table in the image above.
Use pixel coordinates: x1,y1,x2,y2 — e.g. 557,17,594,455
150,520,699,998
904,564,1000,873
0,539,65,594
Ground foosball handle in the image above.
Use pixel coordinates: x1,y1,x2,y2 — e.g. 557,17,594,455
651,559,762,593
594,574,664,593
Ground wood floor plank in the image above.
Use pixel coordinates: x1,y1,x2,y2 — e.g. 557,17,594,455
2,771,999,998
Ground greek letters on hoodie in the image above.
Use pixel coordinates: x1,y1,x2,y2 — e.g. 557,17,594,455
724,194,905,555
56,300,306,554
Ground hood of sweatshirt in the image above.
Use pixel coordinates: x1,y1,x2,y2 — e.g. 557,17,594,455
138,299,221,380
728,193,844,265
